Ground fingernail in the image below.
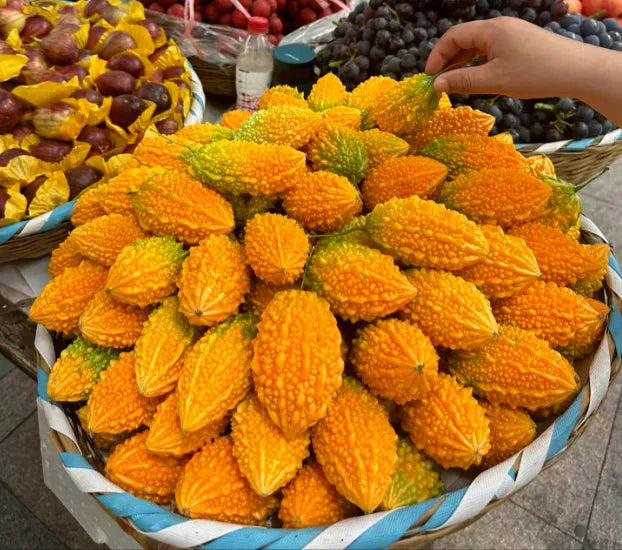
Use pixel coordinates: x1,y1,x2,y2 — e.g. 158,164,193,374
434,77,448,92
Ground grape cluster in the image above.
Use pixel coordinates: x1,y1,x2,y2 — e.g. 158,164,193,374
543,11,622,51
473,0,568,25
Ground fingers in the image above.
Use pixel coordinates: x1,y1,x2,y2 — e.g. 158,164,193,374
425,21,491,74
433,63,499,95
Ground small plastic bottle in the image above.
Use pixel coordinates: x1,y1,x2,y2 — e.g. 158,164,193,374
235,16,274,112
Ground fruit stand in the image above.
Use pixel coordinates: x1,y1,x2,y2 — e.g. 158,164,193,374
1,0,622,548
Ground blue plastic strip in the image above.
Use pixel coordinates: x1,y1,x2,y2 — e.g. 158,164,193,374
563,137,597,152
202,527,288,549
420,487,467,531
609,302,622,358
37,367,50,401
40,201,74,232
545,388,584,461
61,452,94,470
265,527,325,549
0,220,27,244
609,254,622,277
97,493,188,531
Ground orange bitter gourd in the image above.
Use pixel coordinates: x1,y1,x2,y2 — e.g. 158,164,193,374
492,281,609,348
400,373,491,470
70,213,149,266
105,237,186,308
252,290,344,439
437,168,552,228
379,437,444,511
508,222,603,287
314,215,373,250
146,393,228,457
47,235,82,277
313,377,398,513
103,166,165,216
366,196,489,271
76,405,125,451
258,85,307,110
248,279,297,317
175,435,278,524
86,351,161,435
30,260,108,335
177,314,256,433
322,105,362,130
173,122,234,144
358,129,409,169
400,269,498,350
349,76,399,129
133,133,197,174
278,461,359,528
134,296,197,397
572,244,610,298
307,241,417,322
283,170,362,232
70,184,107,226
480,402,537,467
351,318,439,404
181,140,306,196
177,235,251,326
221,109,253,130
235,106,324,148
244,213,310,285
133,171,234,245
46,337,119,402
228,193,278,226
535,176,582,232
105,431,184,504
407,106,495,150
361,156,448,210
421,135,529,178
307,73,348,111
231,394,310,496
455,225,541,299
79,291,149,348
308,125,369,185
448,325,580,411
527,155,556,178
370,73,441,135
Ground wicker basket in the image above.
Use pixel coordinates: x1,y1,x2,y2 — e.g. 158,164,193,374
189,56,236,97
34,215,622,550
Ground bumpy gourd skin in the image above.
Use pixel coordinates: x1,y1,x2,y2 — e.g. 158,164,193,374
182,141,306,196
173,122,234,144
79,291,149,349
315,215,373,250
235,106,323,148
379,438,444,511
221,109,252,130
70,185,106,226
146,393,228,457
437,168,552,228
135,296,197,397
536,177,582,232
177,235,251,326
400,269,498,351
105,237,187,307
362,156,448,210
133,133,197,174
349,76,399,129
407,106,495,150
283,170,362,232
358,129,409,169
177,314,256,433
278,461,359,528
351,319,439,404
103,166,164,216
400,374,491,470
244,213,310,285
508,222,603,287
228,194,278,226
251,290,344,439
456,225,541,299
175,435,278,524
307,73,348,111
133,171,234,245
322,106,362,130
480,402,537,467
71,213,149,266
248,279,297,317
492,281,609,348
77,405,126,451
421,135,529,178
366,196,489,271
258,85,307,110
86,351,161,435
46,337,119,402
47,235,83,277
308,125,369,185
231,394,310,496
105,431,184,504
448,325,580,411
30,260,108,335
370,74,440,135
313,377,397,513
572,244,610,298
307,242,417,322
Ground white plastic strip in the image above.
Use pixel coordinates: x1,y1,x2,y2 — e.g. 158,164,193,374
134,520,243,547
583,336,612,423
580,215,607,241
35,324,56,371
16,211,52,238
599,129,622,146
606,266,622,299
303,511,393,550
533,139,573,154
66,468,126,494
39,398,79,448
494,468,518,500
511,426,553,492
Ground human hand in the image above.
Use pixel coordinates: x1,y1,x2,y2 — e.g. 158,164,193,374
425,17,590,99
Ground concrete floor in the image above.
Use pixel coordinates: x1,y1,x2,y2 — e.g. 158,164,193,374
0,164,620,550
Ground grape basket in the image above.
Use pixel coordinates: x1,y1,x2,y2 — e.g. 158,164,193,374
0,64,206,265
35,215,622,549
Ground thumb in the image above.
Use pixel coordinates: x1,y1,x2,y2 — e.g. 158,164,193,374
434,65,494,95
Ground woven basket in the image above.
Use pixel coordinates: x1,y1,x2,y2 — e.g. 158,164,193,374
34,215,622,550
189,56,236,97
0,62,206,265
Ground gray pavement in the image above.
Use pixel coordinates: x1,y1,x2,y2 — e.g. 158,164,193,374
0,162,620,550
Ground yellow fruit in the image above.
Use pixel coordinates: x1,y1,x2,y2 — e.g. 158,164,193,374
259,85,307,110
47,235,82,277
173,122,233,144
248,279,297,317
358,129,409,169
322,105,362,130
221,109,253,130
71,185,106,226
349,76,398,129
103,166,164,216
307,73,348,111
133,133,196,174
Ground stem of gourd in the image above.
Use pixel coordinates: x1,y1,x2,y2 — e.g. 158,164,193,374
575,168,608,191
309,226,366,239
157,133,198,154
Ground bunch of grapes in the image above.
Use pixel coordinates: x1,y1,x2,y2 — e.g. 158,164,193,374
543,11,622,50
473,0,568,25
